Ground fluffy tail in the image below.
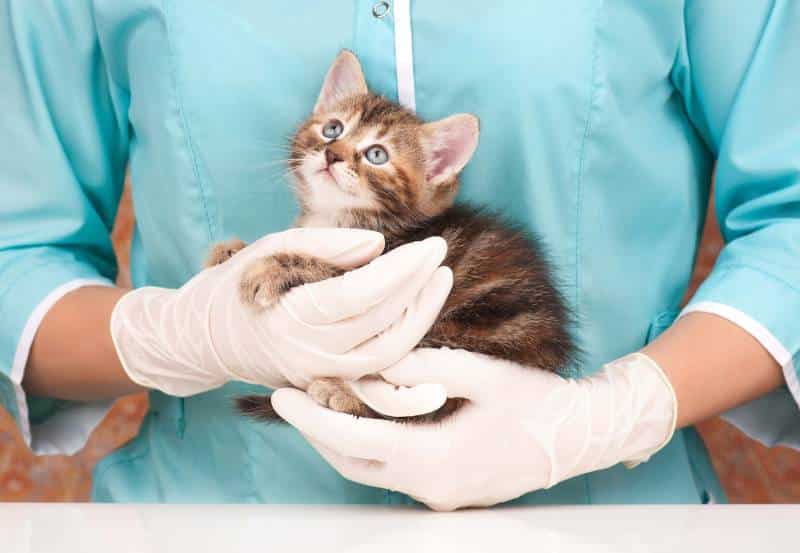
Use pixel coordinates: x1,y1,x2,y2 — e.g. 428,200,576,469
235,394,284,422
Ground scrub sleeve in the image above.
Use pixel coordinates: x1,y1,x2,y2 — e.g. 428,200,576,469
0,2,129,454
676,1,800,446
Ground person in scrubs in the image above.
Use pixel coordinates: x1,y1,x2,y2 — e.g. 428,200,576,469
1,1,798,506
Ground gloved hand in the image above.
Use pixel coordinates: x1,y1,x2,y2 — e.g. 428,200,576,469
110,228,453,402
271,347,677,511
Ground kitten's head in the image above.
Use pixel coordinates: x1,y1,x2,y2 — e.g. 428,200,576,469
289,50,479,229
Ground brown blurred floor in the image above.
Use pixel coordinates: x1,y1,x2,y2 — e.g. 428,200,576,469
1,184,798,502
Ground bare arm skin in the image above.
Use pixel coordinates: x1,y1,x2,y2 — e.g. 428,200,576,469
22,286,145,401
643,311,783,428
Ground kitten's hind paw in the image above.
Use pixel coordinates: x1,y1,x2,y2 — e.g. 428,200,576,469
308,378,375,418
238,253,344,309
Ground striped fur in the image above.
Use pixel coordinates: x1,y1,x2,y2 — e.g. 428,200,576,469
225,51,576,423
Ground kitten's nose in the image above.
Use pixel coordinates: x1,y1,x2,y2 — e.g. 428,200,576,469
325,148,343,166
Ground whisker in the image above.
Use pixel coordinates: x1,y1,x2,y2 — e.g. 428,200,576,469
251,142,293,149
240,142,294,151
249,135,297,146
243,157,305,167
255,157,305,165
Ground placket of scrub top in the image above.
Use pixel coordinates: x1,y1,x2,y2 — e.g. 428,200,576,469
354,0,418,505
354,0,417,112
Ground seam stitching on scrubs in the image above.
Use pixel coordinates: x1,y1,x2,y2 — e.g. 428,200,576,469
680,429,703,502
574,5,602,377
575,4,603,506
92,448,150,499
88,5,133,167
708,262,800,296
91,421,152,499
161,0,216,243
238,425,262,503
162,0,212,439
705,2,776,157
0,257,64,308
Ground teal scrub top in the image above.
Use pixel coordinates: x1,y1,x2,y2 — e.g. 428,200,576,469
2,0,800,503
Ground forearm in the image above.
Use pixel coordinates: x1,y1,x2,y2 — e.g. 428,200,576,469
23,286,145,401
641,311,783,428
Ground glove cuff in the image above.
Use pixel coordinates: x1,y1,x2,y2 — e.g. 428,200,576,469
110,286,165,390
610,352,678,468
110,286,229,396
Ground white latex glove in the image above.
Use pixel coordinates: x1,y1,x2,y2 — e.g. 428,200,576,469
271,347,677,511
110,228,453,411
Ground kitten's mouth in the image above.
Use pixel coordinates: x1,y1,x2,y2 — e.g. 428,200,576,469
317,166,355,195
318,167,338,184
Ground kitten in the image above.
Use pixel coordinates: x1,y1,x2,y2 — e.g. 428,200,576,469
208,50,575,423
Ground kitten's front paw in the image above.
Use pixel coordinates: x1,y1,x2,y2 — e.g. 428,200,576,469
308,378,373,417
239,255,289,308
238,253,343,309
206,238,246,267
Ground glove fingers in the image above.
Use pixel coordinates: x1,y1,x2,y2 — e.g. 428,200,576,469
278,244,451,355
305,437,390,490
287,237,447,325
307,252,452,354
273,266,453,385
243,227,385,268
346,377,447,418
270,388,402,461
380,347,490,400
345,266,453,376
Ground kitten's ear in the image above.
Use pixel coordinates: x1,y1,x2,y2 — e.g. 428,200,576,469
421,114,480,186
314,50,368,114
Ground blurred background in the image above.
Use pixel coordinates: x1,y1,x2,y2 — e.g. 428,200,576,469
1,182,799,502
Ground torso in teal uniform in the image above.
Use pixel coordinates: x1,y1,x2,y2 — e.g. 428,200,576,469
90,0,722,503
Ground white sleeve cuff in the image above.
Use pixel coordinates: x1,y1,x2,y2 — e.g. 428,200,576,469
11,277,115,455
680,301,800,449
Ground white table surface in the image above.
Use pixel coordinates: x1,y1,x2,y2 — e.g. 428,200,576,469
0,503,796,553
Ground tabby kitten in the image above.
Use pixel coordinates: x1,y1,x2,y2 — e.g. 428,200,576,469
209,50,575,423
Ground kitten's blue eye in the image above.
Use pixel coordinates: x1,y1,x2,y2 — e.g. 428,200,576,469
322,119,343,139
365,145,389,165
